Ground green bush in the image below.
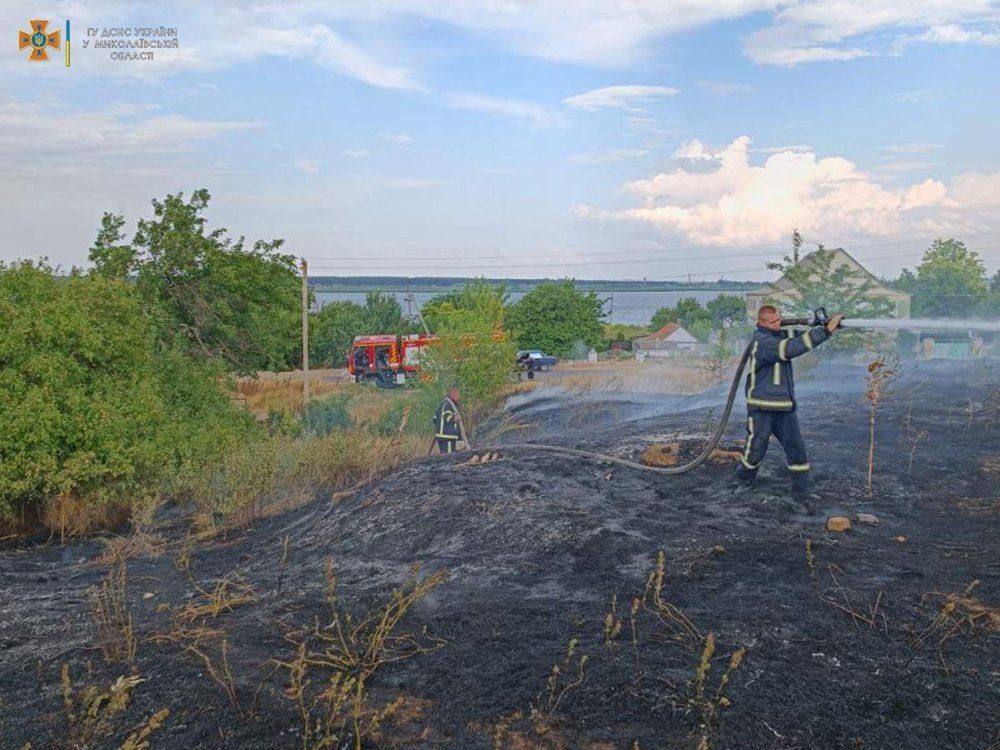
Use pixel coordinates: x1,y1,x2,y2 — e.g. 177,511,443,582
419,281,516,425
302,397,352,436
0,261,260,526
506,280,604,356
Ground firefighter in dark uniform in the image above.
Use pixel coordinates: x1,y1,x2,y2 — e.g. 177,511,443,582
433,387,463,454
734,305,843,510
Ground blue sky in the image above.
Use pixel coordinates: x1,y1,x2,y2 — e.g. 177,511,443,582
2,1,999,280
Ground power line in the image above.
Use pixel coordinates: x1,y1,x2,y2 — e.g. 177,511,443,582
303,229,1000,265
306,248,976,274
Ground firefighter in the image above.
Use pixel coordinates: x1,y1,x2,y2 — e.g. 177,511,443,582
433,387,463,454
733,305,843,511
518,352,535,381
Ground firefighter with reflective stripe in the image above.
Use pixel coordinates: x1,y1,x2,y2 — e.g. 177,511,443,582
734,305,843,510
433,387,463,454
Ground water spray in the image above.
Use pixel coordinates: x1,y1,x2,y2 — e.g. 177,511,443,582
483,308,999,476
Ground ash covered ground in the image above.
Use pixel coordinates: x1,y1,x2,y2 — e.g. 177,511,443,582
2,361,998,749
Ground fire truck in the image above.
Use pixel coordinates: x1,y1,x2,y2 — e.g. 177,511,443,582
347,333,437,386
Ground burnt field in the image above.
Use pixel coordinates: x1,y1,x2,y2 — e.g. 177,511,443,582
1,361,998,750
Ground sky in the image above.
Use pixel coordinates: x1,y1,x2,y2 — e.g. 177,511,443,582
2,0,1000,281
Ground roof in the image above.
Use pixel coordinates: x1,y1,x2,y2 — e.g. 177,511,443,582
748,248,910,301
353,335,398,344
634,322,699,344
648,323,682,340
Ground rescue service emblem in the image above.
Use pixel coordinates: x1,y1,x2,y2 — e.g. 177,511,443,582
18,19,60,61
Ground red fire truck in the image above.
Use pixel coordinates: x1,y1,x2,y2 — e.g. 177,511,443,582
347,333,437,386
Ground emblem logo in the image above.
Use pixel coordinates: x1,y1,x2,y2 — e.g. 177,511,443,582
18,19,60,61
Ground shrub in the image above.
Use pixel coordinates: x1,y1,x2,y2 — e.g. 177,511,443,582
419,281,517,425
506,280,604,356
0,261,261,530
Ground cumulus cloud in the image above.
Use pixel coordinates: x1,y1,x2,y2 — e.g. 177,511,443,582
576,136,1000,246
563,85,680,111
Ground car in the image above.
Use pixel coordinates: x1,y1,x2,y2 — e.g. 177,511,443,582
517,350,557,371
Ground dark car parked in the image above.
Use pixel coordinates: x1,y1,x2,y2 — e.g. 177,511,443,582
517,350,558,371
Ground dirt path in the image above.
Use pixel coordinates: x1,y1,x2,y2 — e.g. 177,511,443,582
1,361,997,749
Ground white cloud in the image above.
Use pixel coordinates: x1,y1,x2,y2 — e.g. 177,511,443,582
563,85,680,111
380,132,413,145
576,135,1000,246
918,24,1000,45
342,149,370,159
446,93,557,128
0,97,261,264
294,159,322,174
751,144,812,154
569,149,649,164
3,0,995,92
745,1,999,66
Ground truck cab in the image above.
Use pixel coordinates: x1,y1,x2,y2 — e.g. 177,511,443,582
348,334,437,386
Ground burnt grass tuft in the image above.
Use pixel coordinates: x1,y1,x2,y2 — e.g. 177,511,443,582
1,361,998,749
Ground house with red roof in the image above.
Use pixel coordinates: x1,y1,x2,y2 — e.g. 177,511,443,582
633,322,702,357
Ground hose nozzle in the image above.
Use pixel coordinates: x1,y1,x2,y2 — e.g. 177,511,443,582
781,307,840,329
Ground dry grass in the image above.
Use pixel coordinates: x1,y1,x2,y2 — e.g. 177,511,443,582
119,707,170,750
90,563,137,665
96,525,166,567
276,559,447,750
640,551,702,647
40,494,131,542
187,430,425,526
864,356,899,496
911,579,1000,674
61,665,143,748
174,575,258,624
237,374,348,417
690,633,747,750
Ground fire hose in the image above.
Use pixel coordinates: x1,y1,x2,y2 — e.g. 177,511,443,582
460,308,838,474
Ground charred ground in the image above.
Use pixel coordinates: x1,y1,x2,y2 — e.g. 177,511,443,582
1,361,998,749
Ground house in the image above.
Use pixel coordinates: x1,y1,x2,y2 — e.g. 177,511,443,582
633,323,702,358
745,248,911,321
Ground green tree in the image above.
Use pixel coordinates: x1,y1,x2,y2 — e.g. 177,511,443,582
910,239,989,317
766,248,893,320
506,280,605,356
88,212,135,279
362,291,409,334
422,279,508,332
420,281,516,426
649,296,714,339
97,189,302,374
705,294,746,329
310,300,367,367
982,270,1000,317
0,261,256,524
766,228,803,271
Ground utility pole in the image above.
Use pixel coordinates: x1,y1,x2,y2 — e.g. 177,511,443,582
301,258,310,405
